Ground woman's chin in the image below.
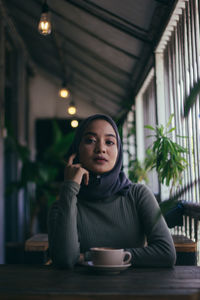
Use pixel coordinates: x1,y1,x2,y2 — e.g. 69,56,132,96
81,161,113,174
87,166,109,175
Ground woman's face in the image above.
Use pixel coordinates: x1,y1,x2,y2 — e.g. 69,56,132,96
78,119,118,174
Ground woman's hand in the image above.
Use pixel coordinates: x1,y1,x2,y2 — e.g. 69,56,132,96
64,153,89,185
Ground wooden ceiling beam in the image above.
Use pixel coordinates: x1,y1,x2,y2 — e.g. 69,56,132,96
71,88,116,116
47,3,140,60
72,75,122,106
13,0,140,60
82,0,148,33
155,0,171,4
61,46,129,89
64,61,124,98
11,5,131,77
17,17,130,86
15,19,127,100
7,5,129,87
66,0,151,43
56,31,131,76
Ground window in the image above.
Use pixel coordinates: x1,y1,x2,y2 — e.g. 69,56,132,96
156,0,200,204
155,0,200,253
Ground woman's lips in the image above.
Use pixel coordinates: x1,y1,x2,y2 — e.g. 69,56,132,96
94,157,108,164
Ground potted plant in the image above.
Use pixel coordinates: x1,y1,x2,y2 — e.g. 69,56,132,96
145,115,188,195
6,120,75,234
144,114,188,216
128,148,155,184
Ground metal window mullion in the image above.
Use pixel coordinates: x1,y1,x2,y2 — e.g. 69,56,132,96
167,43,175,120
192,101,200,204
185,1,196,202
178,13,188,176
187,1,194,84
194,0,200,77
183,7,192,202
181,11,190,197
164,46,174,118
172,29,180,143
175,22,182,137
190,0,199,203
194,0,200,203
175,17,189,202
190,0,198,82
183,8,189,93
194,101,200,204
170,33,178,135
177,17,185,146
194,98,200,203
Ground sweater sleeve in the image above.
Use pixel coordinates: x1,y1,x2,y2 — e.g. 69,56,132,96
127,184,176,267
48,181,80,268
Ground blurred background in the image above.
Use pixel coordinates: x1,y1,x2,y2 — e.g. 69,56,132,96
0,0,200,265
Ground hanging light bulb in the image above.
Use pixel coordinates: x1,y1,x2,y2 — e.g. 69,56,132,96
38,1,52,35
59,81,70,98
71,119,79,128
68,102,76,115
59,86,70,98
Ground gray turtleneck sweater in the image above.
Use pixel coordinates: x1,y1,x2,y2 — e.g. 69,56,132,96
48,181,176,268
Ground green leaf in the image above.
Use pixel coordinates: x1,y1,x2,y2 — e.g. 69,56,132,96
166,114,174,128
167,127,176,134
144,125,155,131
144,114,188,191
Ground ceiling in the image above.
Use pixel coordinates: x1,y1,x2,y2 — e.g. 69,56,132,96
3,0,176,120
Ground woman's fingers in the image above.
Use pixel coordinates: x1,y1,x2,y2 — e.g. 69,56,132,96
66,153,76,166
83,170,89,186
64,154,89,185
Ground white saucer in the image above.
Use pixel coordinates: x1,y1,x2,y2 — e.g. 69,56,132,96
82,261,131,274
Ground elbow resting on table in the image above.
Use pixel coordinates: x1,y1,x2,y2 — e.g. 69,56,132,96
49,247,79,269
164,247,177,267
51,255,78,269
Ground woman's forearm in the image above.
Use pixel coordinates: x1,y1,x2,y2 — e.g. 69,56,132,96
129,184,176,267
48,181,80,268
127,224,176,267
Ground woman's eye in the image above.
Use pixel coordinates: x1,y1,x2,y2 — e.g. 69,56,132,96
85,138,96,144
106,140,115,145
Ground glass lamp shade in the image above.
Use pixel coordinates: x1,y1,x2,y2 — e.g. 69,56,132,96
59,87,70,98
38,12,51,35
71,120,79,128
68,105,76,115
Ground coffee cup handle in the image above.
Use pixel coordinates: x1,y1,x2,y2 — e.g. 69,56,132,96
123,251,132,264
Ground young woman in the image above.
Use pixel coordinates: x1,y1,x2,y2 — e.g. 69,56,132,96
48,114,176,268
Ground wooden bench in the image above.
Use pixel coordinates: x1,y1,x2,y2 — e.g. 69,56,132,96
163,200,199,265
172,234,197,265
25,233,197,266
25,234,50,264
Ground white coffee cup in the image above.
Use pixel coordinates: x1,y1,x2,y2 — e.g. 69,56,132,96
90,247,132,266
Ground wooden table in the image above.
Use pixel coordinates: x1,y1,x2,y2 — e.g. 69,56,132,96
0,264,200,299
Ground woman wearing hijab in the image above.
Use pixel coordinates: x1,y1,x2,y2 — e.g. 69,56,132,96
48,114,176,268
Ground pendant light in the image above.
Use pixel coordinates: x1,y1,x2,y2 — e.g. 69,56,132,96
59,81,70,98
71,119,79,128
68,102,76,115
38,0,52,35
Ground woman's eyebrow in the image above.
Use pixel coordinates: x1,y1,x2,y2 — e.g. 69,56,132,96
84,132,116,139
106,134,117,139
83,131,97,137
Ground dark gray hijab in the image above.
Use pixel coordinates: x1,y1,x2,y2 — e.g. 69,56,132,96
66,114,132,200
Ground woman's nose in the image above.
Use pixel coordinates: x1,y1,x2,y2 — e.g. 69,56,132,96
94,141,106,153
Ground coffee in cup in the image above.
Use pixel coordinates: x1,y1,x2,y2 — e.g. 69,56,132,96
90,247,132,266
